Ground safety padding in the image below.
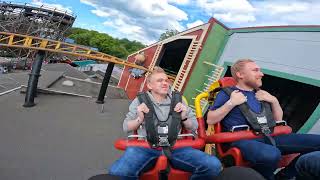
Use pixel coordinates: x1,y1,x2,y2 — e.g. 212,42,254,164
207,125,292,143
218,77,237,87
114,138,205,151
140,155,167,180
278,153,300,167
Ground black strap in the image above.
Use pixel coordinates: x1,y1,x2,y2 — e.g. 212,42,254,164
222,87,276,146
137,92,184,178
137,92,159,120
162,147,172,159
222,87,233,96
264,134,276,146
170,91,182,117
160,147,172,180
137,92,159,148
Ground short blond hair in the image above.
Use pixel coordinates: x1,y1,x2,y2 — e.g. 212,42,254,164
147,66,166,82
231,59,254,80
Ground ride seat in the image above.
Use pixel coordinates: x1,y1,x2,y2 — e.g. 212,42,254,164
114,128,205,180
194,77,299,167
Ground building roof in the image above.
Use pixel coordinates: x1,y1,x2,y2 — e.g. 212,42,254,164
73,60,97,67
42,63,90,80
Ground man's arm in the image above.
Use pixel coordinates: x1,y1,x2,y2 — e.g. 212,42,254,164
182,106,198,131
207,90,247,125
123,98,149,133
174,102,198,131
126,117,143,132
207,100,235,125
255,90,283,121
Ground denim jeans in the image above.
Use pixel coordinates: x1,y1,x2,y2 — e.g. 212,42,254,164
108,146,222,180
295,151,320,180
231,133,320,180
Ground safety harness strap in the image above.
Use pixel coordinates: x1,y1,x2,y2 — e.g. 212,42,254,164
137,92,158,147
137,91,182,180
137,91,183,146
222,87,276,146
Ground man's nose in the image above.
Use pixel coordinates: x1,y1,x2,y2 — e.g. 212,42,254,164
260,71,264,77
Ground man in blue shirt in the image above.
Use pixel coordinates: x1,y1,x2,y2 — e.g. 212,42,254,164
207,59,320,180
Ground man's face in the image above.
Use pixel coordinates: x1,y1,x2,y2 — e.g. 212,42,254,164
147,72,170,95
238,62,264,89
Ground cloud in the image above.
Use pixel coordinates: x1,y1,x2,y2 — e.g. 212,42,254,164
250,0,320,26
214,13,255,24
91,9,111,17
80,0,189,44
196,0,256,24
31,0,73,14
197,0,255,14
76,0,320,45
187,20,204,29
263,2,309,15
195,0,320,27
168,0,191,5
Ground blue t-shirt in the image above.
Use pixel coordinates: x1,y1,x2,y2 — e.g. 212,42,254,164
209,87,262,132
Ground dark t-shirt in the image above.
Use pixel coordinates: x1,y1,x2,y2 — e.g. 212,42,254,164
209,87,262,132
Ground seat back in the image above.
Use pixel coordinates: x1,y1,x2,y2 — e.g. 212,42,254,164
213,121,225,156
140,155,191,180
218,77,237,87
213,77,237,156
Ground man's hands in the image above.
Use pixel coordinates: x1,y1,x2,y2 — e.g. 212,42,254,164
174,102,188,119
255,90,278,104
136,102,189,122
137,103,149,123
256,90,283,121
229,90,247,106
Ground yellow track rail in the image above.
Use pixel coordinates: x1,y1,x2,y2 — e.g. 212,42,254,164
0,32,149,71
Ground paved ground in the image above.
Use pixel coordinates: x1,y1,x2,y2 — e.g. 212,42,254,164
0,90,130,180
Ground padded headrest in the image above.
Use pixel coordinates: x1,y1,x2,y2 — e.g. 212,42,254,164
218,77,237,87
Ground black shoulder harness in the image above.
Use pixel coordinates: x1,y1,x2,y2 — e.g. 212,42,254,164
137,91,182,148
222,87,276,135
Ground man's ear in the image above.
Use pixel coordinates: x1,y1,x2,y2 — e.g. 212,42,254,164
147,82,152,90
236,71,243,79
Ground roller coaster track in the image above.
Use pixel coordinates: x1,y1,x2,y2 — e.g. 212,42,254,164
0,32,149,71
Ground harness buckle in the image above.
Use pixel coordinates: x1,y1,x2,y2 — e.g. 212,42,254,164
261,124,271,135
157,124,168,134
257,116,267,124
159,135,170,146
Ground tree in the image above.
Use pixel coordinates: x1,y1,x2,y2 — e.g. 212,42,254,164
159,29,179,41
67,27,145,59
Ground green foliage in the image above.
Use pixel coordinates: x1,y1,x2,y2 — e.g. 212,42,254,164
159,29,179,41
68,27,146,59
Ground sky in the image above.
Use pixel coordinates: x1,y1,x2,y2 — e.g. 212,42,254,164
9,0,320,45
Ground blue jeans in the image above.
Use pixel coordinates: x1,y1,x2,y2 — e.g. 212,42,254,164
231,133,320,180
295,151,320,180
108,147,222,180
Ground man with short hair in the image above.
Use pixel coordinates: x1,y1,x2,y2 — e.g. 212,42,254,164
207,59,320,180
109,67,222,180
